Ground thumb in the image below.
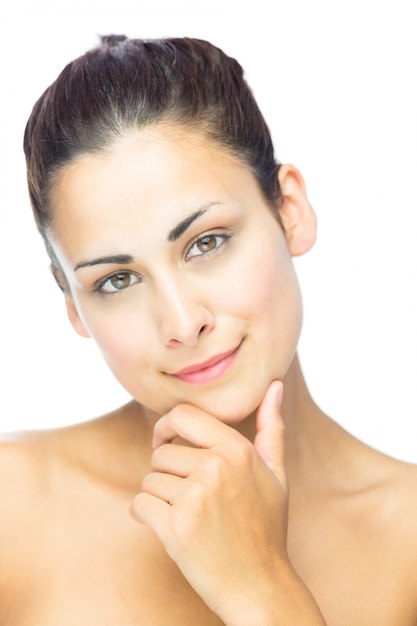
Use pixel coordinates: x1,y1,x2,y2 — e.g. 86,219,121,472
254,381,285,479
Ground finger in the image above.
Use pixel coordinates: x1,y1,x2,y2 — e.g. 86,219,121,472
153,404,241,449
254,381,285,478
141,471,183,504
151,443,204,476
130,491,170,530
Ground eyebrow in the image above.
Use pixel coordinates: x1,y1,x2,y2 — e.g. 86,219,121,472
167,202,220,242
74,254,134,272
74,202,222,271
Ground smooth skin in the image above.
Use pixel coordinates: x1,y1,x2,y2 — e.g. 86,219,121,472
1,126,417,625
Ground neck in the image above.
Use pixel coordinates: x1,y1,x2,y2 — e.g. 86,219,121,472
234,352,315,442
235,353,346,491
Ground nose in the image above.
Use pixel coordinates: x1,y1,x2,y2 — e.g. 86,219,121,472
153,277,215,347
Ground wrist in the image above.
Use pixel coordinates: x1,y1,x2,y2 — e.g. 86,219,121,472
221,560,326,626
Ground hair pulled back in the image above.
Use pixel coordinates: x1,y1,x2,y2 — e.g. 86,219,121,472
24,35,281,264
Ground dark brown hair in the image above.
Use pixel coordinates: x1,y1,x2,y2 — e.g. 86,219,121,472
24,35,281,266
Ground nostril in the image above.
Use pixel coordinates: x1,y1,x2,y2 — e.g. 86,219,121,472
159,307,214,346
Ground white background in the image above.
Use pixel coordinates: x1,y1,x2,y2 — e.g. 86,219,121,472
1,1,416,462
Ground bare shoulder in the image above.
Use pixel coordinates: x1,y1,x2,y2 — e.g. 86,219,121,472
0,430,52,524
386,456,417,528
375,450,417,510
0,430,47,509
0,405,147,599
0,431,52,603
362,450,417,603
0,402,148,500
381,457,417,613
357,442,417,529
0,401,149,542
0,422,100,558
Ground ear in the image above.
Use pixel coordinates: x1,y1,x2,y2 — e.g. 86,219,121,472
277,164,317,256
51,266,91,338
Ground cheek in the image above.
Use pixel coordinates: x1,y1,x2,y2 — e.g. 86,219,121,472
219,240,303,382
84,312,151,371
217,238,302,327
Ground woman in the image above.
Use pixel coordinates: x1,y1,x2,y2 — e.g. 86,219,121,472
1,34,417,625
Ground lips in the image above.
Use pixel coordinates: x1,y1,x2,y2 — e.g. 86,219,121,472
171,345,240,385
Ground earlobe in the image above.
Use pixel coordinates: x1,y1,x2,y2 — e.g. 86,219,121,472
65,295,91,338
277,164,317,256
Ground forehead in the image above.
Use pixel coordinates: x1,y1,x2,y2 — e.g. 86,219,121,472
51,124,246,207
47,125,267,266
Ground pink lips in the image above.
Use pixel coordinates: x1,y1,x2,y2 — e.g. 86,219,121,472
172,346,240,385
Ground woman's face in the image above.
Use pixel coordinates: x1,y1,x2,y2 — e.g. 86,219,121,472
49,127,306,424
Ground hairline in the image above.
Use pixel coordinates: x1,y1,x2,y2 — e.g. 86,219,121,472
44,120,281,243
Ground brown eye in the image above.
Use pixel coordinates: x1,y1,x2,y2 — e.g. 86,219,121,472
186,232,231,261
196,235,217,253
97,272,140,294
110,273,132,289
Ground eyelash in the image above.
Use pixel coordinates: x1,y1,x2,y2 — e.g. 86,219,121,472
185,231,232,261
94,272,141,295
94,230,232,296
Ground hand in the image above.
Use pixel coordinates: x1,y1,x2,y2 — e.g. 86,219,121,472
131,381,291,622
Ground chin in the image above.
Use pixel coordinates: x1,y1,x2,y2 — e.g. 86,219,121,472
187,385,264,425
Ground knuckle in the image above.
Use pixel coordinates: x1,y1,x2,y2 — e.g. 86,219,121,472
130,492,146,519
186,479,206,503
200,451,227,478
169,487,204,541
228,438,253,465
169,510,192,545
140,472,154,491
151,443,169,466
166,403,193,421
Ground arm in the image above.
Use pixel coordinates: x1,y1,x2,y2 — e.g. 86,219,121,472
131,382,326,625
